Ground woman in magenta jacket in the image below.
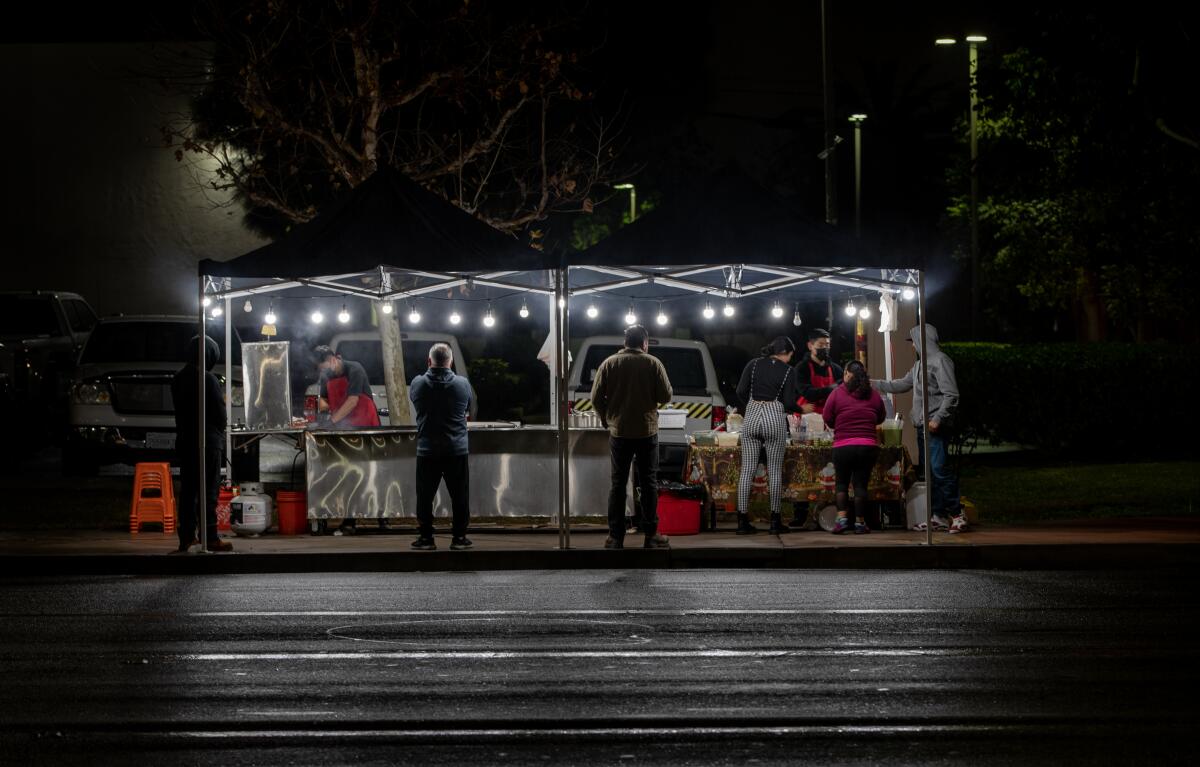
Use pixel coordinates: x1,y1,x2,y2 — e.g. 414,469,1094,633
821,360,886,534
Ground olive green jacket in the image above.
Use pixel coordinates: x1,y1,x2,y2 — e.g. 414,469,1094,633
590,348,673,438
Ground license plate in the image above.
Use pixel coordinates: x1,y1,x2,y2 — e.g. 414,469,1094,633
146,432,176,450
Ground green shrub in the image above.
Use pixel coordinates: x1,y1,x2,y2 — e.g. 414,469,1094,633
941,342,1198,456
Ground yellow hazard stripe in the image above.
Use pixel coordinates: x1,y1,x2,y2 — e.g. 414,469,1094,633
574,398,713,419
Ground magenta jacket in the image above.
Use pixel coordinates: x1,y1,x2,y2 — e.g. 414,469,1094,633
822,385,886,447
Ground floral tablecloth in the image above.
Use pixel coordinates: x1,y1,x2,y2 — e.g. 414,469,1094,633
684,443,910,505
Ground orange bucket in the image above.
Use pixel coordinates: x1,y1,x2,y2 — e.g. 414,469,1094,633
276,490,308,535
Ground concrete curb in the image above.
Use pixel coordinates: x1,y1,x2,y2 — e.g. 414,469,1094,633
6,543,1200,576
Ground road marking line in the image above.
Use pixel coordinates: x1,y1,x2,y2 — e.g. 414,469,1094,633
187,609,944,617
178,649,950,661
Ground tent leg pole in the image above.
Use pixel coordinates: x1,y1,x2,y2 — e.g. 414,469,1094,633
198,277,208,554
918,272,933,547
556,268,571,550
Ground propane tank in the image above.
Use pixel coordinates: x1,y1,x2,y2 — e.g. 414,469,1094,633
230,482,274,536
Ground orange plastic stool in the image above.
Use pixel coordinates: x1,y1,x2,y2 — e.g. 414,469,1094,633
130,462,177,535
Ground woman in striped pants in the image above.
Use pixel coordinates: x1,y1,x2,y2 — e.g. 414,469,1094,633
734,337,803,534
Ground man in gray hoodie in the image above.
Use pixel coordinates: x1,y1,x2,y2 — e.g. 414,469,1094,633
874,325,966,533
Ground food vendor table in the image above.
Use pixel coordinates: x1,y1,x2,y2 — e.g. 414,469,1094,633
684,442,910,529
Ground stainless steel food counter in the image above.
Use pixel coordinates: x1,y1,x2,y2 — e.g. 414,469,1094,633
304,425,610,519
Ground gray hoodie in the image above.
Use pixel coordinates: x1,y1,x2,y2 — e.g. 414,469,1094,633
874,325,959,426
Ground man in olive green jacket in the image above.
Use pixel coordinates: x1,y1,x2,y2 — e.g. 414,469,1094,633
590,325,673,549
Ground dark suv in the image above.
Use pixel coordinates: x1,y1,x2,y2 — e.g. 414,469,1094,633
0,291,97,446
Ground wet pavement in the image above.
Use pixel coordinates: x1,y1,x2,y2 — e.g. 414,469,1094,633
1,569,1197,765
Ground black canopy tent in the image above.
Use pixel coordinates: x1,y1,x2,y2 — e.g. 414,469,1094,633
197,166,935,550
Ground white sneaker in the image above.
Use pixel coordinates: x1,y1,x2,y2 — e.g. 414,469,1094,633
948,515,969,534
911,515,949,532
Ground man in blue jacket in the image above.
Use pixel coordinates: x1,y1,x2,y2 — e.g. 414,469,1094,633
409,342,473,550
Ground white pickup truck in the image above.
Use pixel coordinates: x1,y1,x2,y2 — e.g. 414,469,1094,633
303,331,475,424
567,335,727,476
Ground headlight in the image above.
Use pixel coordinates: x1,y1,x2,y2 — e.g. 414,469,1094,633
230,384,244,407
71,382,111,405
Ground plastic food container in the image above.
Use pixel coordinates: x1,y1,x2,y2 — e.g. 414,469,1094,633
657,409,689,429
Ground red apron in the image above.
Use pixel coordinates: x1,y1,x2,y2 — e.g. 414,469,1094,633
326,375,381,427
796,361,836,416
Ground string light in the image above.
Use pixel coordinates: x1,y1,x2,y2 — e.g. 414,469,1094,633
407,303,421,324
449,309,462,325
337,304,351,324
792,303,802,327
558,297,566,309
202,296,212,308
586,303,599,319
310,308,324,324
702,301,715,320
243,299,253,313
722,302,735,318
902,287,916,301
483,303,496,328
624,304,637,326
771,301,784,318
844,299,857,317
858,306,871,320
519,300,530,319
381,301,393,315
264,305,277,325
655,303,668,326
211,305,223,318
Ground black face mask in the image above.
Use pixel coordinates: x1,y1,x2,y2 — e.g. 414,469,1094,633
814,348,830,362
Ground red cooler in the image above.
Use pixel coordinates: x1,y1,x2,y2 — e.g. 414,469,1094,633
656,492,701,535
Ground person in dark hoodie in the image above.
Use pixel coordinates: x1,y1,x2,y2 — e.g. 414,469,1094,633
409,342,473,551
874,324,965,533
171,334,232,553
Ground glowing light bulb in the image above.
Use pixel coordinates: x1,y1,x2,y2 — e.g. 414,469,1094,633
655,309,668,326
722,302,735,317
557,297,566,309
703,303,715,320
858,306,871,320
211,305,223,318
771,302,784,318
624,305,637,326
311,309,324,324
586,304,599,319
449,310,462,325
483,305,496,328
902,287,916,301
381,301,393,315
202,296,212,308
408,307,421,324
519,301,530,319
844,300,857,317
337,305,350,324
264,307,277,325
792,310,802,327
243,299,253,313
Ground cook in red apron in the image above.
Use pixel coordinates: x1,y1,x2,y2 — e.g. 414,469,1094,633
796,360,838,415
317,350,381,428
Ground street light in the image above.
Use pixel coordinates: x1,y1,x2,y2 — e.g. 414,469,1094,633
614,183,637,223
847,113,867,239
937,33,987,337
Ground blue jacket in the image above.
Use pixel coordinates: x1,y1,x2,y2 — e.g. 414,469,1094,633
410,367,472,456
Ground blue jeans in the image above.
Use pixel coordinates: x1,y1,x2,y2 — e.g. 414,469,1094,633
917,427,961,518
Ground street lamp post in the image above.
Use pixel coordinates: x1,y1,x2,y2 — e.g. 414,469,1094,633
848,114,867,239
614,183,637,223
937,34,986,338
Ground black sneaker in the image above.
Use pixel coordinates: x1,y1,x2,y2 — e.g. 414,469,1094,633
450,536,473,550
410,537,437,550
604,536,624,549
643,534,670,549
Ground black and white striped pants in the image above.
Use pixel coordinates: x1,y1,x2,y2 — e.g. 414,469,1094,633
737,399,789,513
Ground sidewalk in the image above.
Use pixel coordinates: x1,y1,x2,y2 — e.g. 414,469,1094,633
4,518,1199,574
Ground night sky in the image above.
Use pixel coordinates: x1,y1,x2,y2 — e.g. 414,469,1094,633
4,2,1195,335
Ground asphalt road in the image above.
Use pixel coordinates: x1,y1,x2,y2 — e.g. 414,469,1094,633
2,570,1197,765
